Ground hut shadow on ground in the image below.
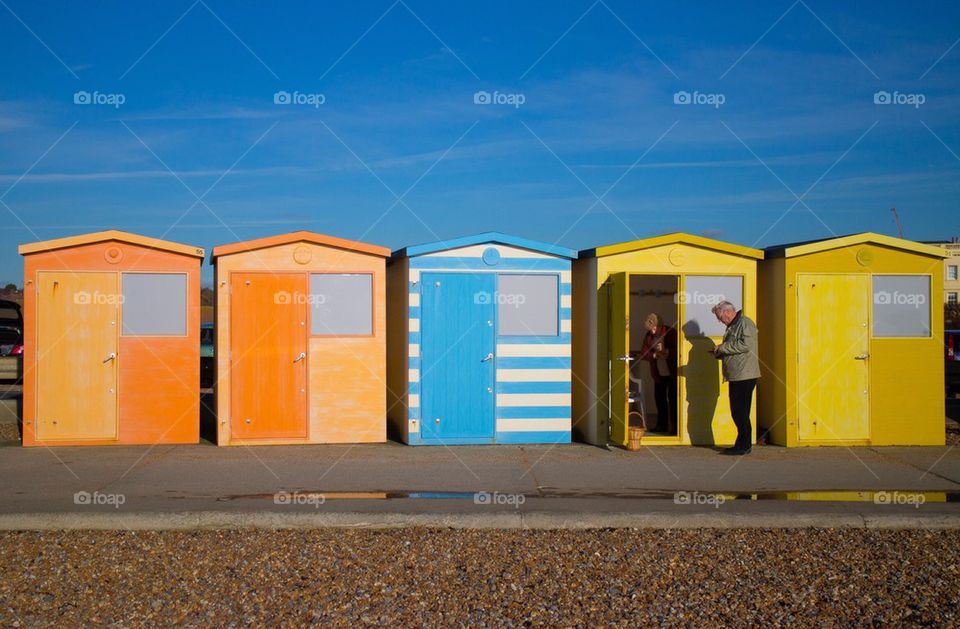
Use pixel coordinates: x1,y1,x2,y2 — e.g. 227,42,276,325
682,321,720,446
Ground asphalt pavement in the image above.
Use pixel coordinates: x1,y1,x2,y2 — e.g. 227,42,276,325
1,440,959,529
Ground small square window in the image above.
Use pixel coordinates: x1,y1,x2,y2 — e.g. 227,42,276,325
310,274,373,336
498,274,559,336
873,275,931,337
122,273,187,336
683,275,743,337
948,265,958,281
948,292,958,305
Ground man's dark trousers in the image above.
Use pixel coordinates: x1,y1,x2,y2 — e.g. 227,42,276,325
728,378,757,450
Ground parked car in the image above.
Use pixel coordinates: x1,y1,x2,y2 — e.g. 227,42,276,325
0,299,22,382
200,322,214,389
947,329,960,397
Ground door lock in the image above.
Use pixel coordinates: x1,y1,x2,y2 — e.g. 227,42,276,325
854,353,869,360
617,355,633,362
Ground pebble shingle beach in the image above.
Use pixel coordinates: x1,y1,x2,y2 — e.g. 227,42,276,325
1,528,957,627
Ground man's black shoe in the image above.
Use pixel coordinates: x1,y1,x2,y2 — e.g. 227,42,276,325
720,447,751,455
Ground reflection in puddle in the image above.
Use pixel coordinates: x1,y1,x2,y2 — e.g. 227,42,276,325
218,489,955,503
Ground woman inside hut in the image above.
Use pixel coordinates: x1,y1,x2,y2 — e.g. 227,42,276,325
641,313,678,435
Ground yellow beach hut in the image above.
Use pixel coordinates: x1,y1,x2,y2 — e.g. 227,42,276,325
759,233,947,446
573,233,763,447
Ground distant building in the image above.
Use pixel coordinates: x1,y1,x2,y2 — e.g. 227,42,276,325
926,236,960,307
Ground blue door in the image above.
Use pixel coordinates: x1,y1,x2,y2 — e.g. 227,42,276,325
420,272,496,442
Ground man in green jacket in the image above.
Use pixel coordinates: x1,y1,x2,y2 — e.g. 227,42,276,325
710,301,760,455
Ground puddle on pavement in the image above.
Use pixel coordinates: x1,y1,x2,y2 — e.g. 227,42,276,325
216,489,959,503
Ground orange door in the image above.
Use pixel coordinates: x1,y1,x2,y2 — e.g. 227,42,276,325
36,272,119,441
230,273,308,439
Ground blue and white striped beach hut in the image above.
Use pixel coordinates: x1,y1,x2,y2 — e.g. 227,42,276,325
387,233,575,445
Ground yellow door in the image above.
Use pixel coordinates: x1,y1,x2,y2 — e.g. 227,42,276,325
797,274,870,441
608,272,629,446
36,272,119,441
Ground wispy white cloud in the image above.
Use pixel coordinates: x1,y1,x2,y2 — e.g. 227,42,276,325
113,107,279,122
0,165,310,184
576,152,838,169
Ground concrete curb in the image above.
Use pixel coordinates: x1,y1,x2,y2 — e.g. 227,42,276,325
2,510,960,530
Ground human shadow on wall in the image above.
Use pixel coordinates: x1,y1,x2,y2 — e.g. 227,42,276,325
682,321,720,445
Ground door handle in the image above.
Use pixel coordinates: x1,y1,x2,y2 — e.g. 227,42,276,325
293,352,306,363
854,353,869,360
617,355,634,362
481,353,494,362
103,352,116,363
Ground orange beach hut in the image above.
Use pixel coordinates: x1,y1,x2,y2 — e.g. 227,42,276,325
211,231,389,445
19,231,204,446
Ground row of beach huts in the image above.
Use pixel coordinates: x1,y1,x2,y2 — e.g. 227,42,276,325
17,229,947,448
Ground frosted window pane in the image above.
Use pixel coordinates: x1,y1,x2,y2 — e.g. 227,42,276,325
122,273,187,336
498,274,559,336
873,275,930,337
683,275,743,337
310,274,373,336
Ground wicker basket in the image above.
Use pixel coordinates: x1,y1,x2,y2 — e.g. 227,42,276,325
626,424,644,451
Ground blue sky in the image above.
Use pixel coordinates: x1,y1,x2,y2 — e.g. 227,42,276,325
1,0,958,284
